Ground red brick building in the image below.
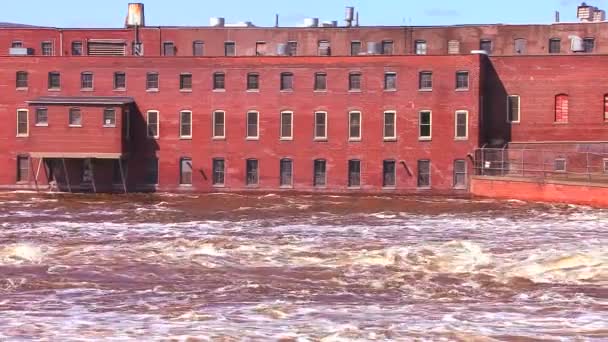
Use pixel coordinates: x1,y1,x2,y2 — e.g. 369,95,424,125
1,3,607,193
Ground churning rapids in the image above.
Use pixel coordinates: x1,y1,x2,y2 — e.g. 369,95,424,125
0,192,606,341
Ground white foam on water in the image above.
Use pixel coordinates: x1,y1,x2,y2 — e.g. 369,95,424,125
0,243,45,265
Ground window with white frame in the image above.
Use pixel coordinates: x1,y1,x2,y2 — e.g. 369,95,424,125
180,157,193,185
180,110,192,138
280,111,293,140
453,159,467,188
348,159,361,187
507,95,520,123
384,72,397,91
415,40,427,55
349,111,362,140
419,111,432,140
314,111,327,140
35,108,48,126
69,108,82,127
383,160,396,187
417,160,431,188
313,159,326,187
103,108,116,127
455,111,468,139
383,111,396,140
246,111,259,139
280,158,293,187
213,110,225,138
147,110,159,138
212,158,225,186
16,109,28,136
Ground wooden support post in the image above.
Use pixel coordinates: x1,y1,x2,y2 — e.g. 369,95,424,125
30,157,39,192
90,159,97,194
62,158,72,193
118,158,128,194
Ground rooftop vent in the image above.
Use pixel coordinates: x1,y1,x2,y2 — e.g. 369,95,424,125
210,17,225,27
303,18,319,27
125,3,145,27
345,6,355,27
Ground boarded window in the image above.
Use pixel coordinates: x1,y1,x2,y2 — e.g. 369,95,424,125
480,39,492,54
383,160,396,187
146,72,159,90
313,159,326,187
384,111,396,140
81,72,93,89
69,108,82,127
193,41,204,56
549,38,561,54
415,40,427,55
180,158,193,185
247,111,258,138
17,110,28,136
448,40,460,54
256,41,267,56
507,95,520,123
147,111,159,138
514,38,527,54
280,111,293,139
314,72,327,91
180,73,192,90
455,111,468,139
280,159,293,187
456,71,469,90
349,72,361,91
16,71,28,88
314,112,327,139
48,72,60,89
17,156,29,182
555,94,569,123
417,160,431,188
419,111,432,139
419,71,432,90
213,111,225,138
213,158,225,185
348,160,361,187
384,72,396,90
224,42,236,56
349,111,361,140
453,160,466,188
318,40,331,56
247,73,259,90
280,72,293,90
35,108,48,126
213,72,225,90
246,159,259,185
350,41,361,56
163,42,175,56
103,108,116,127
583,38,595,53
382,40,394,55
114,72,126,89
144,158,159,184
180,111,192,137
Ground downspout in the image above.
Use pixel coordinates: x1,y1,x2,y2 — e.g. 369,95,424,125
59,29,63,56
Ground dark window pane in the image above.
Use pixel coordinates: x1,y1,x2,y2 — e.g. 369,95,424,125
349,73,361,91
81,72,93,89
480,39,492,54
384,73,396,90
69,108,82,126
16,71,28,88
48,72,60,89
419,72,432,90
348,160,361,187
247,112,258,138
213,159,225,185
180,74,192,90
180,111,192,137
146,73,159,90
114,72,126,89
103,108,116,127
456,112,467,138
72,41,83,55
383,160,396,187
417,160,431,187
280,72,293,90
384,112,396,138
583,38,594,53
280,159,293,186
349,112,361,139
419,111,431,138
225,42,235,56
318,40,330,56
314,159,326,186
287,41,298,56
549,39,561,54
454,159,466,188
163,42,175,56
214,111,225,137
36,108,48,126
144,158,159,184
315,112,326,138
213,73,225,90
246,159,259,185
247,73,259,90
147,112,159,138
180,158,193,185
17,110,28,135
193,41,204,56
351,41,361,56
382,41,394,55
456,71,469,89
280,112,292,138
17,156,29,182
314,73,327,91
508,95,520,122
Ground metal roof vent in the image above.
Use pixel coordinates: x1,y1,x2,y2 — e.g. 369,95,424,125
210,17,225,27
125,3,145,27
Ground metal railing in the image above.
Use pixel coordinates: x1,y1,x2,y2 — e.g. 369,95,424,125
474,147,608,183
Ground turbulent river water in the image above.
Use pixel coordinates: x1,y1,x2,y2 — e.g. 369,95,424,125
0,192,606,341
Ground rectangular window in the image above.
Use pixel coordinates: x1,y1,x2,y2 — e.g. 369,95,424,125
114,72,126,90
255,41,267,56
583,38,595,53
383,160,396,187
280,159,293,187
144,158,159,184
382,40,394,55
103,108,116,127
35,108,48,126
456,71,469,90
163,42,175,56
549,38,561,54
180,111,192,138
213,111,225,138
349,111,362,140
41,41,53,56
180,73,193,90
17,109,28,136
224,42,236,56
555,94,569,123
48,72,60,90
193,41,204,56
448,40,460,54
318,40,330,56
16,71,28,88
212,158,225,186
72,41,83,56
514,38,527,54
350,41,361,56
280,111,293,140
454,160,467,189
314,111,327,140
314,72,327,91
247,111,259,139
180,158,193,185
455,111,468,139
246,159,259,185
17,156,29,182
419,111,432,140
146,72,159,90
480,39,492,54
12,41,23,48
417,160,431,188
69,108,82,127
384,111,396,140
604,95,608,122
604,159,608,174
81,72,93,90
247,73,259,91
280,72,293,91
419,71,432,90
349,72,361,91
213,72,225,90
313,159,327,187
287,41,298,56
147,111,159,138
554,158,566,172
384,72,396,91
415,40,427,55
348,160,361,187
507,95,520,123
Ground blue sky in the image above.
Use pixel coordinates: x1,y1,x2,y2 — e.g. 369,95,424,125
1,0,588,27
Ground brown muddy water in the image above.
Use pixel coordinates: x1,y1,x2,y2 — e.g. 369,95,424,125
0,192,606,341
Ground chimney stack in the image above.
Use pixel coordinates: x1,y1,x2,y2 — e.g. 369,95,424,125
125,3,145,27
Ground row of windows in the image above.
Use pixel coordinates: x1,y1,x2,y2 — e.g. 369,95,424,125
10,36,595,57
16,108,118,136
14,70,470,92
506,94,608,123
